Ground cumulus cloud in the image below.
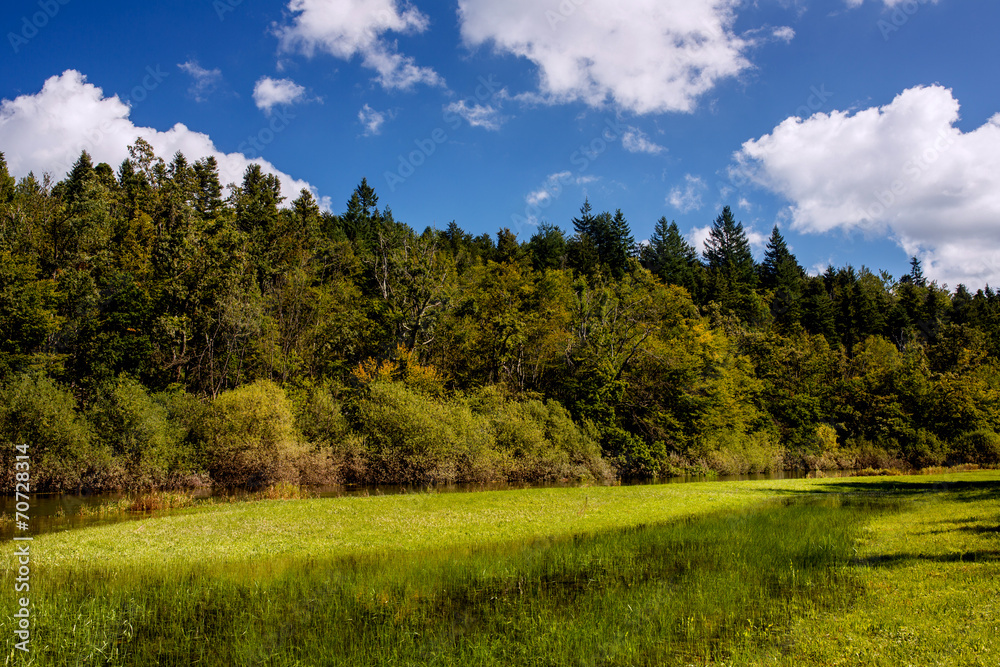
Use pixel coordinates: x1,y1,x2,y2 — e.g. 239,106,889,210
178,61,222,102
622,127,665,155
275,0,443,90
735,84,1000,288
0,70,322,207
358,103,389,136
668,174,707,213
443,100,504,131
458,0,788,114
253,76,308,114
687,225,712,254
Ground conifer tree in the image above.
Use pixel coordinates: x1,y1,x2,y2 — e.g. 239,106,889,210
642,216,700,296
703,205,755,288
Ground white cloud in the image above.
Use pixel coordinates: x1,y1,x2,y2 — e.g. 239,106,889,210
177,61,222,102
0,71,324,208
735,84,1000,288
523,171,598,223
276,0,443,90
358,103,389,136
458,0,789,114
771,26,796,43
253,76,307,114
688,225,712,254
622,127,665,155
668,174,707,213
443,100,504,131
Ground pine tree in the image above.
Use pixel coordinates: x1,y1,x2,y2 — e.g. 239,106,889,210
192,156,224,219
527,222,566,272
0,152,15,205
703,205,756,289
908,256,926,287
604,209,635,278
494,227,523,265
342,178,381,247
642,216,700,296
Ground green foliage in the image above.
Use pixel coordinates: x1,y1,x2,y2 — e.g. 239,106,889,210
951,429,1000,465
88,378,192,488
194,380,306,489
4,139,1000,488
0,374,105,492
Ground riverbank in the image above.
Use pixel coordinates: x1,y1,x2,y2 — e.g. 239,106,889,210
3,471,998,665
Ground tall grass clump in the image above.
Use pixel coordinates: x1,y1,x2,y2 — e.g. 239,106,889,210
9,496,889,666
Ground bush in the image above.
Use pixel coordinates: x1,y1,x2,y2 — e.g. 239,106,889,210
88,378,193,489
194,380,307,489
353,382,612,485
695,430,784,476
485,395,611,481
288,382,362,484
905,429,948,468
951,430,1000,465
0,374,107,492
354,381,496,484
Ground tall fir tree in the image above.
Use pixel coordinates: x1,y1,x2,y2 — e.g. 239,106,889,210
642,216,700,297
703,205,756,294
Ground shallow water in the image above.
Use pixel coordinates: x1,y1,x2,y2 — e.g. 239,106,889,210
0,468,857,541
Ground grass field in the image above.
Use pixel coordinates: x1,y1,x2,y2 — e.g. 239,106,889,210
2,472,998,665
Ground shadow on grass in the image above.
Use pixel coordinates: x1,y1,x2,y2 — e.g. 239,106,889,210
855,549,1000,568
759,478,1000,503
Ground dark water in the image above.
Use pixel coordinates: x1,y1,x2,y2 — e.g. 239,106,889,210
1,469,857,541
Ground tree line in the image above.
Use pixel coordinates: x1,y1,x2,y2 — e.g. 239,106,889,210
1,140,998,492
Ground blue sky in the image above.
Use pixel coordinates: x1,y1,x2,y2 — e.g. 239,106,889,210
2,0,999,288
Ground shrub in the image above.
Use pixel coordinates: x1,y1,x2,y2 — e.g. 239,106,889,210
88,378,193,489
487,396,611,481
696,430,784,476
194,380,307,489
905,429,948,468
0,374,107,492
951,430,1000,465
355,381,496,484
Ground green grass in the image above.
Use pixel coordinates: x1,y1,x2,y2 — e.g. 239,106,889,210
3,473,999,665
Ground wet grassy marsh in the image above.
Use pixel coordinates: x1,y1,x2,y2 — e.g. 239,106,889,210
2,472,998,665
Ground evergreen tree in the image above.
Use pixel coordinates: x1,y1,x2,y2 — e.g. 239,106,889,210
234,164,282,235
342,178,381,247
494,228,524,265
527,222,566,272
192,156,224,219
0,152,15,205
642,216,700,296
604,209,635,278
703,206,755,288
907,256,926,287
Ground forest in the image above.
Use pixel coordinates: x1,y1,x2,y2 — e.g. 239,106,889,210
1,139,998,492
